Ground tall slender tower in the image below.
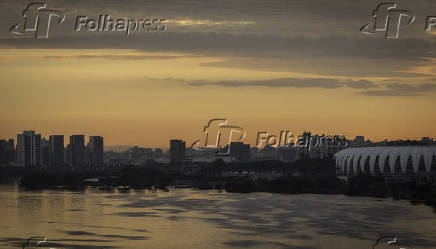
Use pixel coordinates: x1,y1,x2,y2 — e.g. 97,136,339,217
16,130,41,167
88,136,104,167
49,135,64,167
69,135,85,167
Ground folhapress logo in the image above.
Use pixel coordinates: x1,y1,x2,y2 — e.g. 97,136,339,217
10,2,167,38
191,119,247,154
191,119,348,155
10,3,65,38
361,2,415,38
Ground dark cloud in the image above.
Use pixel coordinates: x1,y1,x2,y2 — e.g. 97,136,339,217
1,33,434,61
359,83,436,96
189,78,377,89
189,77,436,97
2,0,434,38
44,54,195,60
2,0,436,68
1,0,436,89
359,90,423,97
1,31,434,79
346,79,378,89
190,78,343,89
386,83,436,92
198,56,430,78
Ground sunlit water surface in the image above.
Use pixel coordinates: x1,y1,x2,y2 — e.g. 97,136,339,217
0,185,435,249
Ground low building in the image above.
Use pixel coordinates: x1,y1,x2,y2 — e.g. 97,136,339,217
170,139,186,164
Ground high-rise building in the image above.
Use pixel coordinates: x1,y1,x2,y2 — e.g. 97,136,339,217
88,136,104,166
297,131,312,158
69,135,85,167
0,139,15,165
0,140,9,165
41,138,50,166
170,139,186,163
0,140,7,165
65,144,71,165
49,135,64,167
229,142,251,162
17,131,41,167
8,139,15,163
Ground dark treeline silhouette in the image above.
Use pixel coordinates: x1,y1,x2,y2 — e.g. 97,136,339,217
384,140,432,146
10,158,436,209
19,166,173,190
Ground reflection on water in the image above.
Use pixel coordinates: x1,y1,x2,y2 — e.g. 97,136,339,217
0,185,435,249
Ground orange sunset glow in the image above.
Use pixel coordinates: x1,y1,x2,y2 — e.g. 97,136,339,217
1,0,436,147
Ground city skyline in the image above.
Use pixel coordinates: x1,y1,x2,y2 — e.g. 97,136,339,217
1,128,434,150
2,128,434,169
1,130,104,168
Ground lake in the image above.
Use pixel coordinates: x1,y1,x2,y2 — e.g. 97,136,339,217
0,185,435,249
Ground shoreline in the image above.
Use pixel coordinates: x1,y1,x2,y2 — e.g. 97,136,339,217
2,158,435,211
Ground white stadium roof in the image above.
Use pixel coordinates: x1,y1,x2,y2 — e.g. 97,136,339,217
334,146,436,174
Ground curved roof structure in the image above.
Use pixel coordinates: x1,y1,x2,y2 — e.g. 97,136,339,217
334,147,436,175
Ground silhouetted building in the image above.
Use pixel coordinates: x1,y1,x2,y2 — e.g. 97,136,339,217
17,130,41,167
229,142,251,162
41,138,50,166
88,136,104,166
421,137,433,144
8,139,15,163
65,144,71,165
279,145,298,161
296,131,312,158
69,135,85,167
170,139,186,163
254,144,279,160
0,139,15,165
0,140,7,165
154,148,164,158
49,135,64,167
354,136,365,146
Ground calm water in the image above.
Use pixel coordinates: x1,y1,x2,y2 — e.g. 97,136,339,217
0,185,435,249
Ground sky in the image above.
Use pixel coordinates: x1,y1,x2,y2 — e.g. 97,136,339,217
0,0,436,147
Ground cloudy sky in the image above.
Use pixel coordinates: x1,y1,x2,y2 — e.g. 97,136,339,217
0,0,436,147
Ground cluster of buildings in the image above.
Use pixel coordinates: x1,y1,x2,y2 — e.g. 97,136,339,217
2,130,355,168
167,132,350,165
0,130,103,169
103,132,350,167
104,146,166,166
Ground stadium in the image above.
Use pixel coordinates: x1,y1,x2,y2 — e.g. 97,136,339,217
335,147,436,179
